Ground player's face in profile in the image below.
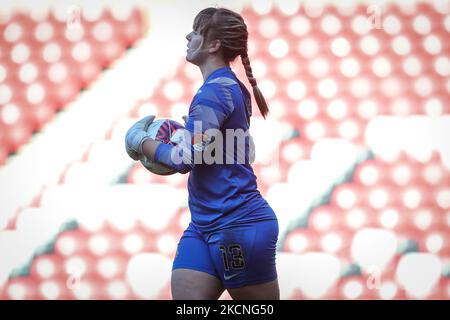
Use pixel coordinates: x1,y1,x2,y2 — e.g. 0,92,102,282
185,30,207,65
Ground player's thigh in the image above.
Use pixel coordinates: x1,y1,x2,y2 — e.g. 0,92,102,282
171,223,224,299
171,268,224,300
208,219,279,297
228,279,280,300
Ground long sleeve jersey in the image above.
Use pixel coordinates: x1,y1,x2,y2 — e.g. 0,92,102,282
154,66,276,232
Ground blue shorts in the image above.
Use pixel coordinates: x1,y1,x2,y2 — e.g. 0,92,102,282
172,219,279,289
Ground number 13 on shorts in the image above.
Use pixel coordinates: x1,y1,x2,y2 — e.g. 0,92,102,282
219,244,245,271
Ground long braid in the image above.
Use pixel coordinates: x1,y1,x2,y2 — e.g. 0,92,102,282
241,53,269,118
194,8,270,119
240,54,256,87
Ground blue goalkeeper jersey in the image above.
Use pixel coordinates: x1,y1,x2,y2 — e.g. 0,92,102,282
154,66,276,232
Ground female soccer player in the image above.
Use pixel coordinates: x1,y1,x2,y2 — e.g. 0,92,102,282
125,7,279,300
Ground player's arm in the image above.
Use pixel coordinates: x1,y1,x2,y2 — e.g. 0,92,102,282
141,139,161,162
150,92,233,174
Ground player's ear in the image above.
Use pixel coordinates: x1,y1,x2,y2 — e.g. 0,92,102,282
208,39,221,54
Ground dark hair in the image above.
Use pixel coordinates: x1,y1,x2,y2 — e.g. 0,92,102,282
193,7,269,118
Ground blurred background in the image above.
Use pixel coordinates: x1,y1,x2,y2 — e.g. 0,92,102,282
0,0,449,300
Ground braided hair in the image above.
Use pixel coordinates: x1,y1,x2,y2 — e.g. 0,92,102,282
193,7,269,118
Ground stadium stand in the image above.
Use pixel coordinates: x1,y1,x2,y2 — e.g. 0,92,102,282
0,0,449,300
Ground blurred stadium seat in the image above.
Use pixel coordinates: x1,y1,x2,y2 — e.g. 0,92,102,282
0,0,449,300
0,7,144,162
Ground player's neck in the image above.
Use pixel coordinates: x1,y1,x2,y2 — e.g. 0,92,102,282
199,58,229,82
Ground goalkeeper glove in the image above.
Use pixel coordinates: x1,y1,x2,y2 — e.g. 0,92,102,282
125,115,155,160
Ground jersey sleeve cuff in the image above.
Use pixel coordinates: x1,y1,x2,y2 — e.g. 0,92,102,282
154,142,172,163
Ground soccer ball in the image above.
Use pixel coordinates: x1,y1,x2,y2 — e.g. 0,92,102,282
141,118,185,175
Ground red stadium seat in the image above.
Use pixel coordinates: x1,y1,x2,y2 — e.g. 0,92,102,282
3,2,450,301
334,276,378,300
353,159,388,186
283,228,320,254
54,229,89,257
309,205,341,232
110,8,143,46
62,275,104,300
438,277,450,300
343,205,378,230
366,183,402,210
104,279,134,300
280,137,312,163
319,230,353,258
3,277,38,300
374,277,408,300
3,13,33,44
35,277,73,299
30,254,64,280
27,100,56,129
1,113,34,151
409,206,445,232
95,254,129,280
374,206,405,230
61,254,97,279
0,7,144,161
330,183,363,210
421,228,450,257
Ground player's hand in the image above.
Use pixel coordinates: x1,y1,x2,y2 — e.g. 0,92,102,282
182,115,188,125
125,115,155,160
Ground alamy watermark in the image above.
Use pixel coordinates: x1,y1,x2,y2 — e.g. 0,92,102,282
367,4,383,30
66,261,84,291
366,265,382,290
66,5,82,30
167,121,280,169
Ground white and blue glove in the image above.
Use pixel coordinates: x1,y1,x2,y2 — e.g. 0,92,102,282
125,115,155,161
